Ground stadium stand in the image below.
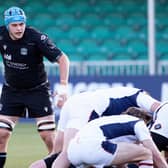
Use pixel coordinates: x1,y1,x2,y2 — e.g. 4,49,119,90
156,40,168,60
0,0,168,75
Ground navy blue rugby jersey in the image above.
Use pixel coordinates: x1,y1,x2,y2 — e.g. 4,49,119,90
0,26,62,89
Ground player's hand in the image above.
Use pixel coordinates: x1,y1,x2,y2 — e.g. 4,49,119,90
56,93,67,108
55,84,68,108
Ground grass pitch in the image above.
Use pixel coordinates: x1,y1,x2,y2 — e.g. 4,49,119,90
5,122,48,168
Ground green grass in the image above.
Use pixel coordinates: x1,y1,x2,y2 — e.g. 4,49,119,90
5,122,48,168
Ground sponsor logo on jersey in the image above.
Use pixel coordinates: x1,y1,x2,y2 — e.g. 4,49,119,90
44,107,48,112
4,54,11,60
20,48,28,55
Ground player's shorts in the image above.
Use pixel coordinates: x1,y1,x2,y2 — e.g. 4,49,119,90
0,83,53,118
57,93,96,131
67,136,117,168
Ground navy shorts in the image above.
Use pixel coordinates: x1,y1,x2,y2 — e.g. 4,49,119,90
151,132,168,152
0,83,54,118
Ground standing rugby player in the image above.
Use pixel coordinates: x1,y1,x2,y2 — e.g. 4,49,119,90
0,6,69,167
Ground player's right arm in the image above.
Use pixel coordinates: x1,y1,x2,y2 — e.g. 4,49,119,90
142,139,168,168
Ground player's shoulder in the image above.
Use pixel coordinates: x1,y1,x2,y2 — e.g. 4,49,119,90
26,26,42,34
25,26,48,41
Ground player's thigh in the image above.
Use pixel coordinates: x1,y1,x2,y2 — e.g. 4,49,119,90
36,114,55,122
112,142,152,165
0,114,19,124
27,90,53,118
68,139,115,167
0,85,26,117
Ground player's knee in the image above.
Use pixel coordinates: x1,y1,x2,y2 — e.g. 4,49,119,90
0,119,14,143
37,120,56,149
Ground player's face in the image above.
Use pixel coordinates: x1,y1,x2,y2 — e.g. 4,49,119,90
8,22,26,40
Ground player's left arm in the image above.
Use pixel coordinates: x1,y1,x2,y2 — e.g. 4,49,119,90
33,30,70,108
142,139,168,168
56,53,70,108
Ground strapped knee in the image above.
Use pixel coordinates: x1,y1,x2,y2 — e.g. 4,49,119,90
37,120,56,132
0,119,15,132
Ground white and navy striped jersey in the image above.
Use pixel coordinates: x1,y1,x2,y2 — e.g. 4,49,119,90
57,86,158,131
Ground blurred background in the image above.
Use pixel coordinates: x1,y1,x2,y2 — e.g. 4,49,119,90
0,0,168,99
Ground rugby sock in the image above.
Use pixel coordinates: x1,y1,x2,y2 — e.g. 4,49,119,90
139,159,153,168
44,153,60,168
0,152,7,168
69,163,76,168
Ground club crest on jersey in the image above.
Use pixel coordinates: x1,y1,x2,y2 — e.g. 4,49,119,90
3,45,7,50
154,123,161,130
44,107,48,112
20,48,28,55
41,35,47,41
4,54,11,60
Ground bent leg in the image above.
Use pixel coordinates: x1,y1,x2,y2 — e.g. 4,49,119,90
29,153,60,168
111,142,153,167
0,115,18,168
52,128,78,168
36,115,56,154
29,129,64,168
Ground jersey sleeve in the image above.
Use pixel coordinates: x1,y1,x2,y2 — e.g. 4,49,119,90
134,120,152,141
31,28,63,62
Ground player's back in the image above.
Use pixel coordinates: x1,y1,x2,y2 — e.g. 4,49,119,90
92,87,141,116
93,86,140,98
75,115,147,143
59,87,143,131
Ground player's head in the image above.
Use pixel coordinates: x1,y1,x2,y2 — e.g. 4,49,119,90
4,6,26,30
153,101,168,121
122,107,152,124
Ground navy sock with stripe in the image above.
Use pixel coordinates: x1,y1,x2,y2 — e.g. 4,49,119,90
0,152,7,168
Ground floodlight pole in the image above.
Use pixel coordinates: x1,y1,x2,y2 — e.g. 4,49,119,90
148,0,156,75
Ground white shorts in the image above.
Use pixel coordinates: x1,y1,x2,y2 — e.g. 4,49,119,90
57,93,96,131
67,136,117,168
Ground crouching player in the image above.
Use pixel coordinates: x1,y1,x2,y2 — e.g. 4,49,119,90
65,107,168,168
